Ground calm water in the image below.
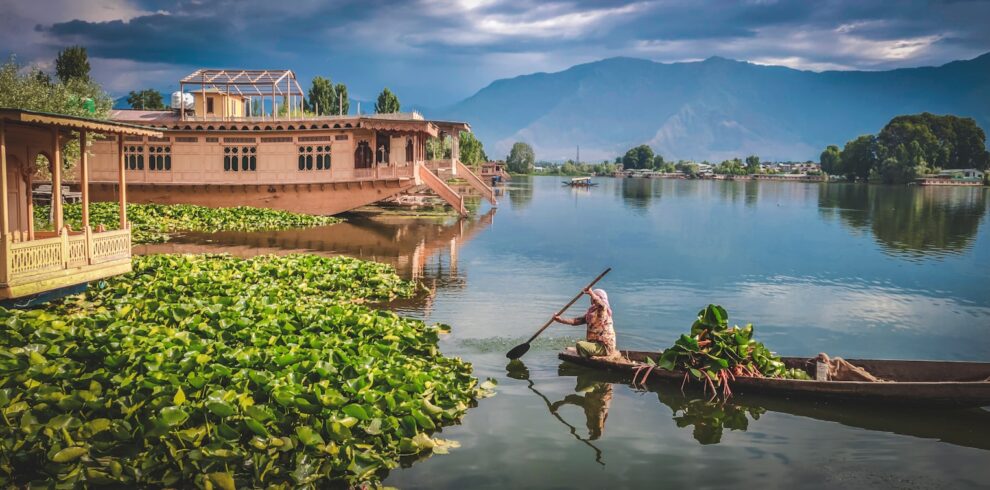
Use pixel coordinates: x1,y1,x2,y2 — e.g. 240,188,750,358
145,176,990,488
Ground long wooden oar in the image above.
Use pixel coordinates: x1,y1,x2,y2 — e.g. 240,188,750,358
506,267,611,360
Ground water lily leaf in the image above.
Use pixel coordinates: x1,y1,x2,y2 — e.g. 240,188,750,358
173,387,186,405
160,406,189,427
207,401,236,418
342,403,369,421
295,426,324,446
51,446,88,463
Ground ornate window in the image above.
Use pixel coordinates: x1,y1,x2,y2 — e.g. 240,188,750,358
124,145,144,170
224,146,257,172
148,145,171,171
298,145,331,171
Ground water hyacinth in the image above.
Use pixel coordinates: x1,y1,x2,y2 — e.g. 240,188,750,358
0,254,492,487
34,202,340,243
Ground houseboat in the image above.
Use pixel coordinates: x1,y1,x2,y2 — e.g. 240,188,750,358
915,169,985,186
0,108,158,302
87,69,495,217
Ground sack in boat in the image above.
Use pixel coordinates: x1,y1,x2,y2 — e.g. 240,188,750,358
816,353,885,382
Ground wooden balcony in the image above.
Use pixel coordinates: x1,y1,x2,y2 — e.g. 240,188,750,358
0,227,132,299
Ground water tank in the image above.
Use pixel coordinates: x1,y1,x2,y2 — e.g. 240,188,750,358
171,91,194,111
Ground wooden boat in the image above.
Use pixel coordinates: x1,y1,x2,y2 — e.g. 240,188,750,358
559,348,990,408
563,177,597,187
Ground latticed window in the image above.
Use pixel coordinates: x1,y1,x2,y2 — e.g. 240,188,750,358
224,146,257,172
298,145,331,171
148,145,171,171
124,146,144,170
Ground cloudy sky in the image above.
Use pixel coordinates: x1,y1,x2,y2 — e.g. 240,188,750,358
2,0,989,107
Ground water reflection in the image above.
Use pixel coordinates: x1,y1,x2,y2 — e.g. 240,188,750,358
617,178,656,212
556,362,990,451
507,176,534,210
506,360,606,464
819,184,988,258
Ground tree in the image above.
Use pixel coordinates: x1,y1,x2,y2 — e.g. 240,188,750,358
55,46,90,82
621,145,654,169
840,135,880,181
820,145,842,175
652,154,665,170
307,76,336,116
506,142,535,174
126,89,164,110
426,136,451,160
745,155,760,174
374,88,400,114
334,83,349,115
458,132,487,165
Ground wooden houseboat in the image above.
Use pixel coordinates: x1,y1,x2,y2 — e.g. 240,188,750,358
0,108,160,302
87,69,495,217
481,161,510,184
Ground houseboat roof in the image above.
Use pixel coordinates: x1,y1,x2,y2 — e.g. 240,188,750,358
179,69,305,96
0,108,163,137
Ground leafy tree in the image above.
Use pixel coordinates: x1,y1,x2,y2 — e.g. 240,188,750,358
745,155,760,174
506,142,535,174
715,158,746,175
307,76,336,116
334,83,349,115
840,135,880,181
621,145,654,169
426,136,451,160
126,89,165,110
652,154,665,170
879,113,988,171
458,132,487,165
55,45,90,82
374,88,400,114
820,145,842,175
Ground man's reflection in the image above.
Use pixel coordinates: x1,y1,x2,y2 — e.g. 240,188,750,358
550,376,613,440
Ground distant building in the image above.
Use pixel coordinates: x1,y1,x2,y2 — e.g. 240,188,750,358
938,168,984,180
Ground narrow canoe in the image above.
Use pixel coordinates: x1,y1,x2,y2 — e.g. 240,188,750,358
558,348,990,408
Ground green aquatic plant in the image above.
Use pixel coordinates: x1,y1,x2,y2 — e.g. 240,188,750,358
0,254,492,487
34,202,340,244
652,305,810,399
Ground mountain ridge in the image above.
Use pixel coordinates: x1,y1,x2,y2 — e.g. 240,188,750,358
435,52,990,162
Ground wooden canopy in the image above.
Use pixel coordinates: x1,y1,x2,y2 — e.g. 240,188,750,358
0,108,163,138
180,69,305,97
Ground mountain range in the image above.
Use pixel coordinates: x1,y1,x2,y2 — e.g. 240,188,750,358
435,53,990,163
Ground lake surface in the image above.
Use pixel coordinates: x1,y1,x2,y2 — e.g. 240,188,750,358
144,176,990,488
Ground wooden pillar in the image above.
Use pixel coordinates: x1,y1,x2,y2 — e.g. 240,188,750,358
51,127,63,232
272,83,277,120
79,130,89,230
179,82,185,121
0,120,8,236
117,134,127,229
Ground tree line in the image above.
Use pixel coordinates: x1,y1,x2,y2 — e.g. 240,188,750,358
820,113,990,183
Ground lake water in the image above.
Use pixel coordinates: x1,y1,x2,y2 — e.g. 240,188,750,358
144,176,990,488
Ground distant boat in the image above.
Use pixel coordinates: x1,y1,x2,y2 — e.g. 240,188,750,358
564,177,597,187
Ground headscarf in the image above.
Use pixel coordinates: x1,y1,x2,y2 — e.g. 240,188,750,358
585,288,612,325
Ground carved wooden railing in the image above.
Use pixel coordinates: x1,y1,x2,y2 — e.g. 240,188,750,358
90,229,131,264
417,164,467,217
67,234,88,268
8,236,64,278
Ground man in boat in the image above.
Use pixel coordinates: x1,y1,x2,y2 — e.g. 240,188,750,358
553,288,617,358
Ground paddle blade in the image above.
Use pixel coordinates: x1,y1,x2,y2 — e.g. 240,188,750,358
506,342,530,360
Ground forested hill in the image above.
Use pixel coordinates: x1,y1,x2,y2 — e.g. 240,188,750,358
436,53,990,162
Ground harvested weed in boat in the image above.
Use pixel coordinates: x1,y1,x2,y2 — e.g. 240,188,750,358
0,254,492,487
34,202,340,243
649,305,810,399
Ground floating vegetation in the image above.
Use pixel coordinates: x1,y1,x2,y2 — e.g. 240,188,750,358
650,305,810,399
0,254,492,487
34,202,340,244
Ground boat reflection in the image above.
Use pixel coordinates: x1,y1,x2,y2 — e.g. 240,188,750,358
506,360,606,465
556,362,990,450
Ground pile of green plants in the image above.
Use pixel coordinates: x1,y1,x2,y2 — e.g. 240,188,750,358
34,202,340,244
649,305,810,399
0,253,492,487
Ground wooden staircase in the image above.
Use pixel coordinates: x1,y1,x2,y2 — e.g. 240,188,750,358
456,161,497,206
417,164,468,217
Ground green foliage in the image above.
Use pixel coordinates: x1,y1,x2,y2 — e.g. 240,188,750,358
840,134,880,181
0,253,490,486
652,154,666,170
374,88,400,114
126,89,165,110
506,142,535,174
334,83,349,116
820,145,842,175
656,305,806,398
426,136,452,160
539,160,617,176
34,202,339,244
458,132,487,165
621,145,654,170
307,76,337,116
55,46,91,83
745,155,760,174
714,158,747,175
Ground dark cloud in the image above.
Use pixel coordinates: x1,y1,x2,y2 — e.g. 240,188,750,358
5,0,988,106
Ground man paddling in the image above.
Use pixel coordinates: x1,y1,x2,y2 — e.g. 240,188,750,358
553,288,617,358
